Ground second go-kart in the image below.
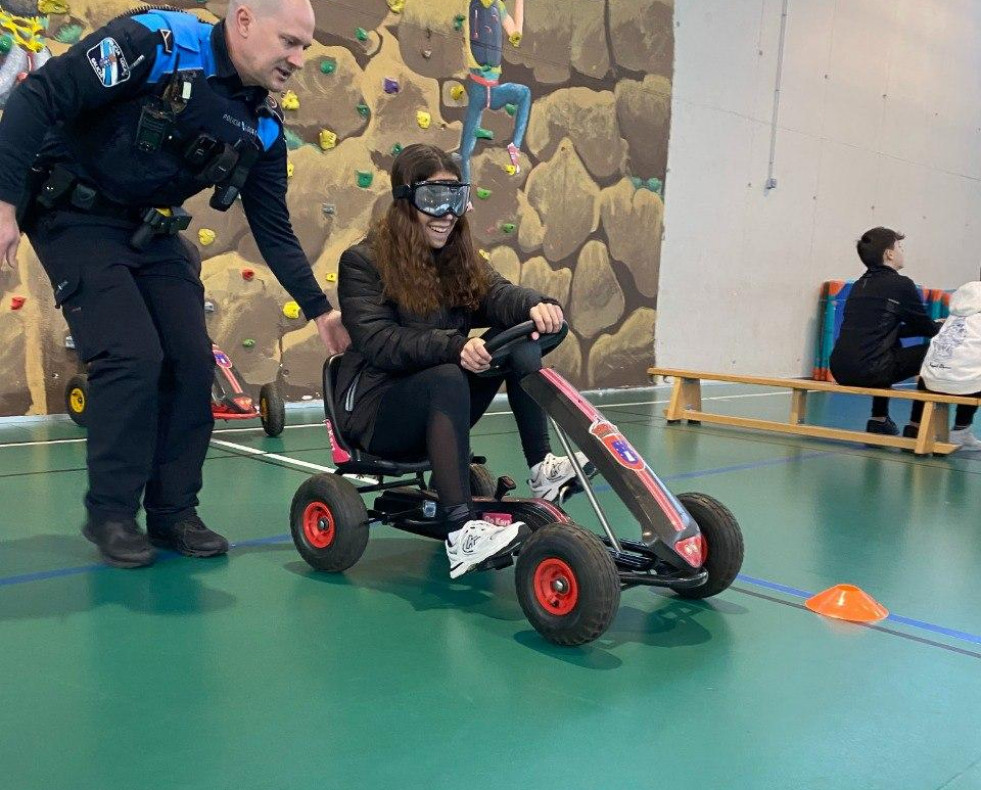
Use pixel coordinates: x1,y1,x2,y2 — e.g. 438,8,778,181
65,343,287,437
290,322,745,646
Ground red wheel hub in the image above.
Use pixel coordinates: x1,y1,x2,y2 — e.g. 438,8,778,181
302,502,335,549
533,557,579,615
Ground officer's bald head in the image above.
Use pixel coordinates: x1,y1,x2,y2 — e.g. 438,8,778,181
225,0,315,91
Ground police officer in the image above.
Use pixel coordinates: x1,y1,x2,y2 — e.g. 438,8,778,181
0,0,349,568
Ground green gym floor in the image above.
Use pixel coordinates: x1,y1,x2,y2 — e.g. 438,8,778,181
1,384,979,790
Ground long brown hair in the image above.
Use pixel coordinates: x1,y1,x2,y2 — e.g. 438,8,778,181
369,144,489,317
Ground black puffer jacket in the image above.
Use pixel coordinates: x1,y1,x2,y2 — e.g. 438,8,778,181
334,243,555,448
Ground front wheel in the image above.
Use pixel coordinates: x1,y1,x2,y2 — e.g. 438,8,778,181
260,382,286,437
515,523,621,646
290,474,369,571
674,492,744,599
65,374,89,427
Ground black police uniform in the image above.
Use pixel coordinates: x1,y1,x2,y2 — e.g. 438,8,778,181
0,9,332,560
830,265,938,421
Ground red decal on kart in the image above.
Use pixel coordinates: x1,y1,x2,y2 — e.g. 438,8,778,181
588,420,645,471
324,419,351,464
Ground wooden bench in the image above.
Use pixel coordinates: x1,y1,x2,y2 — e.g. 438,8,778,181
647,367,981,456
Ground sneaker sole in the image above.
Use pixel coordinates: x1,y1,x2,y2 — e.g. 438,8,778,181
147,535,229,558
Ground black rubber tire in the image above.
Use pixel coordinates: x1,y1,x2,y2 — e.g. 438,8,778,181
469,463,497,497
290,474,369,572
259,382,286,437
515,523,621,646
65,374,89,428
674,492,744,599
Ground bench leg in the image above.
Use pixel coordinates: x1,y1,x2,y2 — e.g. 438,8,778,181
914,402,937,455
790,389,808,425
665,377,701,423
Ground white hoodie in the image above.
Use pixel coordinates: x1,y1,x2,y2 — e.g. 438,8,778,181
921,281,981,395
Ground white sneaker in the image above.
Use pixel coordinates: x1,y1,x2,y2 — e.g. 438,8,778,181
445,519,522,579
528,452,594,502
950,427,981,450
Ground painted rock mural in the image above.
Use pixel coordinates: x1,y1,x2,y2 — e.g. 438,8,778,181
0,0,672,415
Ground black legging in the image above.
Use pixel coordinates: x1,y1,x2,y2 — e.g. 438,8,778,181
368,364,551,529
909,379,980,428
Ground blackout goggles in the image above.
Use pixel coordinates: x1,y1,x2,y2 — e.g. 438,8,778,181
392,180,471,218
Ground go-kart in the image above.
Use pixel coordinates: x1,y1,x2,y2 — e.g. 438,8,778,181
289,322,745,646
64,343,286,437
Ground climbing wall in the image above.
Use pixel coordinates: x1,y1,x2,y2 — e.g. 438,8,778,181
0,0,673,415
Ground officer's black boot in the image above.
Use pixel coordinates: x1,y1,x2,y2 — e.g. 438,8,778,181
147,514,229,558
82,519,156,568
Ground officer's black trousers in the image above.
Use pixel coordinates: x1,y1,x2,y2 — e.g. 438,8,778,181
29,211,215,527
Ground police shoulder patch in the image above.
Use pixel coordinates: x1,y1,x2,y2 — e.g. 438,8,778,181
86,37,131,88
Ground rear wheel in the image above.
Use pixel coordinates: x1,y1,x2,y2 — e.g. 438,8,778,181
674,492,744,599
260,382,286,437
65,374,89,427
290,474,369,571
515,523,620,646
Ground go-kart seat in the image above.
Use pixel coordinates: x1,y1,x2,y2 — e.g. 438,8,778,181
323,355,432,476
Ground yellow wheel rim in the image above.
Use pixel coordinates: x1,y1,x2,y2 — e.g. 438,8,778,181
260,397,268,419
70,388,85,413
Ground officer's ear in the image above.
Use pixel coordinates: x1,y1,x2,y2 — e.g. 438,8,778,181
231,5,257,38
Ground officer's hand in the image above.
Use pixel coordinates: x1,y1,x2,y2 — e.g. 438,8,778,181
530,302,563,336
0,201,21,269
315,310,351,356
461,337,492,373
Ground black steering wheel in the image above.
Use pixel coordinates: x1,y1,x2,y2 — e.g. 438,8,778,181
476,320,568,377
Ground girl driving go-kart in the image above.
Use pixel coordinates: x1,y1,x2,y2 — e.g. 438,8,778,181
332,143,589,578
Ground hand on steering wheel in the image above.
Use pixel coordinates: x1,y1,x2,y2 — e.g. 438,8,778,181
461,337,492,373
530,302,564,337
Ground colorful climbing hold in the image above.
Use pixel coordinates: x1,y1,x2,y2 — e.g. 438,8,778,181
198,228,216,246
10,296,25,310
320,58,336,75
383,77,400,94
283,301,301,319
287,160,295,178
509,31,522,47
505,103,517,116
453,14,465,31
322,203,336,216
450,85,465,101
357,170,374,188
387,0,404,12
475,127,493,140
505,164,517,176
242,338,256,349
281,90,300,110
416,110,431,129
476,188,492,200
500,222,516,234
478,249,490,261
318,129,338,150
391,143,403,156
0,34,13,54
325,272,338,283
242,268,255,281
65,335,75,349
355,27,369,42
204,300,216,314
356,103,370,119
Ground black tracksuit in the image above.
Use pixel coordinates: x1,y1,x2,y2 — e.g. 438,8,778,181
830,266,939,419
0,10,330,526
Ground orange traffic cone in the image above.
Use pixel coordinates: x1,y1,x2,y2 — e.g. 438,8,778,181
805,584,889,624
